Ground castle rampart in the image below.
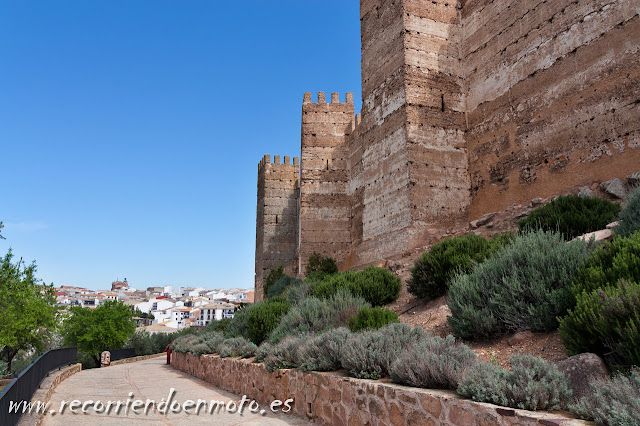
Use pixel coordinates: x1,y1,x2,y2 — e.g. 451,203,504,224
255,0,640,295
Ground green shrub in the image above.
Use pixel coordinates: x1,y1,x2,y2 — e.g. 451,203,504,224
348,306,399,332
448,230,590,339
407,234,513,300
305,252,339,279
204,318,231,334
518,194,620,240
570,369,640,425
390,335,477,389
171,332,224,356
559,279,640,368
570,231,640,296
340,323,427,379
286,280,312,304
254,342,272,363
269,290,368,344
225,305,253,339
298,328,352,372
457,355,572,411
247,297,291,345
266,274,303,299
128,330,153,356
616,186,640,238
170,334,198,354
264,265,284,297
263,335,306,372
311,267,401,306
219,337,257,358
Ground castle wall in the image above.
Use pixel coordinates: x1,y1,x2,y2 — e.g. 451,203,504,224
350,0,412,267
462,0,640,219
299,92,354,272
403,0,471,248
255,155,299,301
255,0,640,282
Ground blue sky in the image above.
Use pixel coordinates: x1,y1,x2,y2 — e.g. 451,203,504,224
0,1,362,291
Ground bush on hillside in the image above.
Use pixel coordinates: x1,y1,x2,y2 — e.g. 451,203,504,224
204,318,231,334
254,342,272,363
264,265,284,297
247,297,291,344
311,267,401,306
570,368,640,425
224,304,253,340
266,275,303,299
408,233,513,300
340,323,427,379
559,279,640,368
447,230,590,339
569,231,640,296
390,335,477,389
286,280,312,304
219,337,257,358
518,194,620,240
298,328,352,372
348,306,399,332
457,355,572,411
305,253,339,280
171,332,224,356
263,335,306,372
269,290,368,344
615,186,640,238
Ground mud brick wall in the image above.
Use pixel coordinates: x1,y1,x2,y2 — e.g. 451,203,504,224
352,0,413,267
462,0,640,219
171,352,586,425
403,0,471,248
299,92,354,272
255,0,640,278
255,154,299,301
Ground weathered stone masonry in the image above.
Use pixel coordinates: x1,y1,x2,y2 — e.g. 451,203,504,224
171,352,586,425
255,0,640,297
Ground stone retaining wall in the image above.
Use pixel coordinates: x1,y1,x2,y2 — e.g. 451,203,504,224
109,352,164,366
171,352,586,426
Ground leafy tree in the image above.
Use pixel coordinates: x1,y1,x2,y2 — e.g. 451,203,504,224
0,249,58,373
0,221,4,239
61,300,136,366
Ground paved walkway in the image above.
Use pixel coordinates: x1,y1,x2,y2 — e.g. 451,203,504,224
41,357,310,425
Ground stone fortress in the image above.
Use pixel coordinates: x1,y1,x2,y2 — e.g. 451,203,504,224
255,0,640,299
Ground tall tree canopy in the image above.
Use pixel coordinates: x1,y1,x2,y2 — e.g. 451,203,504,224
61,300,136,365
0,249,58,373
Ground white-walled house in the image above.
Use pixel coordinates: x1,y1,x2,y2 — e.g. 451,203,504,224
195,304,236,327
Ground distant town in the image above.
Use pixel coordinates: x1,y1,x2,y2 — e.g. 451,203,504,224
54,279,255,334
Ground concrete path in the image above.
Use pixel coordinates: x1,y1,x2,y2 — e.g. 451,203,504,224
41,357,310,425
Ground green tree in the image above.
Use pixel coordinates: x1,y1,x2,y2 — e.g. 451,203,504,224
62,300,136,366
0,249,58,373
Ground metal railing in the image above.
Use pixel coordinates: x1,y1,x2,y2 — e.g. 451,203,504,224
0,347,77,426
108,347,136,362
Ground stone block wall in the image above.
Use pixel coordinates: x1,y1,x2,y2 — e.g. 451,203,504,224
255,154,300,301
171,352,586,425
255,0,640,281
462,0,640,219
300,92,354,273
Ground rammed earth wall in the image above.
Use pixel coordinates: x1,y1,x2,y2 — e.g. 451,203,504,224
171,352,586,425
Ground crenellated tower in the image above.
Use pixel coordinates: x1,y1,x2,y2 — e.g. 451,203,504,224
255,154,300,301
299,92,355,273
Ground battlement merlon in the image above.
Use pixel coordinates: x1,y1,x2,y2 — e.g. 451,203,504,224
258,154,300,172
303,92,354,105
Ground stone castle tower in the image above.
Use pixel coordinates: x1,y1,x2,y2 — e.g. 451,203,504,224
255,0,640,299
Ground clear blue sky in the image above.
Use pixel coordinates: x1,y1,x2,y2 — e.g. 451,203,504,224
0,1,362,291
